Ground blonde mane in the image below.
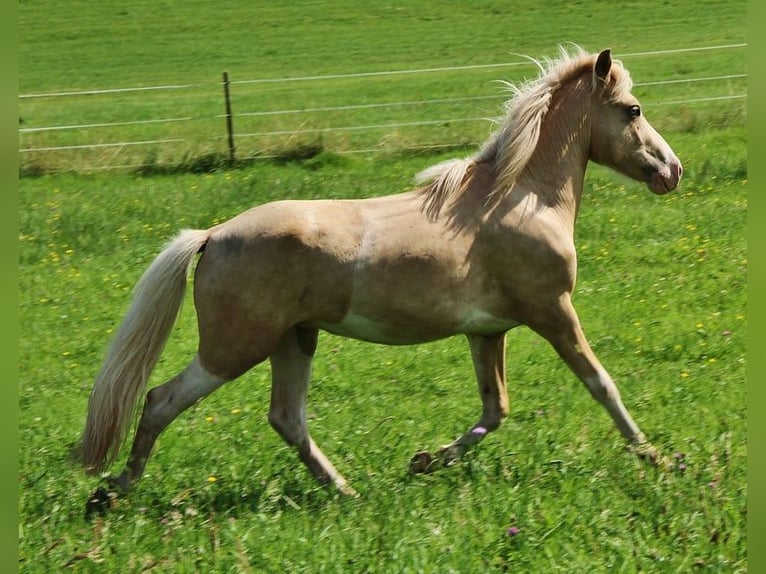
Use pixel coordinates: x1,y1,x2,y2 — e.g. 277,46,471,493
417,46,632,218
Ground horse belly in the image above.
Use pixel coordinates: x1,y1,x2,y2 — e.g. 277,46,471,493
455,308,520,335
311,304,519,345
311,312,451,345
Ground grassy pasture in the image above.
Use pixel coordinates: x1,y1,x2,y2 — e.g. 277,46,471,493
18,0,746,572
18,0,746,173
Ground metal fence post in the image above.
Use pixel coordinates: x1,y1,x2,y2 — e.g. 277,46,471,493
222,71,236,163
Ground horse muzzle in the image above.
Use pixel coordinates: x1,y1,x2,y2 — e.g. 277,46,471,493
648,157,683,195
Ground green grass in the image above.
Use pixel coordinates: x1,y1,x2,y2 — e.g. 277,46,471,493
18,1,746,572
18,159,747,572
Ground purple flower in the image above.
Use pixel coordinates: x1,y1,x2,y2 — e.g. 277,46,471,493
507,526,520,537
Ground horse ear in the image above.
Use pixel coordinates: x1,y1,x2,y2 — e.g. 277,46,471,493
594,49,612,81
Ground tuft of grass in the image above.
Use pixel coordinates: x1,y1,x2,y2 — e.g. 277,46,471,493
269,138,326,164
134,150,234,176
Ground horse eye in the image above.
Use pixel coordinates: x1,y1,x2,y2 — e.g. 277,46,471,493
628,105,641,120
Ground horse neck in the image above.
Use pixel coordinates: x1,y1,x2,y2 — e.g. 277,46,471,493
513,79,591,224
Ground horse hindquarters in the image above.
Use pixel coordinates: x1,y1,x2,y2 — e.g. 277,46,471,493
191,222,356,380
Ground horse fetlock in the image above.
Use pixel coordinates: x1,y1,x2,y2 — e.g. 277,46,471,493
436,444,463,466
335,480,360,498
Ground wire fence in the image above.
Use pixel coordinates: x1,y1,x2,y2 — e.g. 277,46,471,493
18,43,747,173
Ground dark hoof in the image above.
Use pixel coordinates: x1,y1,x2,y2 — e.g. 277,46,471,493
85,486,117,519
409,451,437,474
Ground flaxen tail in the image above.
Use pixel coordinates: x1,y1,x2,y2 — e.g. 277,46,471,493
80,229,210,474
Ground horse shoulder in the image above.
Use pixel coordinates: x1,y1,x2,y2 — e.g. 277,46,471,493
483,208,578,302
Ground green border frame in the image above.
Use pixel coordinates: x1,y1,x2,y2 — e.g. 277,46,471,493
747,1,760,570
4,0,19,568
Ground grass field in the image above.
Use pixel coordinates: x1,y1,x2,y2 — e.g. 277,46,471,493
18,1,746,572
19,0,747,174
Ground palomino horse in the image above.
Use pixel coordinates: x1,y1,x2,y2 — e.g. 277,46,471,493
80,48,682,505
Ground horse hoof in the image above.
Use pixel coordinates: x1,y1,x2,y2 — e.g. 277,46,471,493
337,482,360,498
84,486,117,519
409,451,437,474
629,442,663,466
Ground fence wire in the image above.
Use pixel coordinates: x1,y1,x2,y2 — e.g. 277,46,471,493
18,43,748,171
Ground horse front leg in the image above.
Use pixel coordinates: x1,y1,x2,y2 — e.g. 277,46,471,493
532,295,661,465
410,332,509,473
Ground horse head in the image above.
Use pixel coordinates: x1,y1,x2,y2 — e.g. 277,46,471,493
588,49,683,194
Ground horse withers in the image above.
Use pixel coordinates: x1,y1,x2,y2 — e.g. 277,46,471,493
79,47,682,508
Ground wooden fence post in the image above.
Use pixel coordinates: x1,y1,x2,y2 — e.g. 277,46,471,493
222,71,236,163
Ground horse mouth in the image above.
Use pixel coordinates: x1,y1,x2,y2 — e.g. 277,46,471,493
647,160,683,195
648,172,672,194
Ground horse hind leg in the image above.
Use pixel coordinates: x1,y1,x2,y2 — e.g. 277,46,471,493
104,355,228,493
268,327,357,497
410,332,509,473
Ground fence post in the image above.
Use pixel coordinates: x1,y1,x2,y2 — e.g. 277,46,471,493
222,71,236,163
